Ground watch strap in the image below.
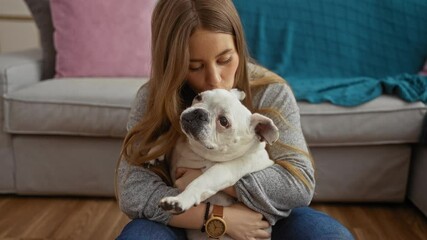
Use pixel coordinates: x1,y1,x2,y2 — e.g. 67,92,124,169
211,205,224,217
201,202,211,232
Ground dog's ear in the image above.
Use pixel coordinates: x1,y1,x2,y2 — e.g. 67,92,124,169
230,88,246,101
250,113,279,144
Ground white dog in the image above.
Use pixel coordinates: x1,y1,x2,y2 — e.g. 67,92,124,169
159,89,279,239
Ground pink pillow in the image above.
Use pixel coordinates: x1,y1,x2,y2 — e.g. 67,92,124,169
51,0,155,77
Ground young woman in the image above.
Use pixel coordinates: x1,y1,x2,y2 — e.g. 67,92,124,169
116,0,354,239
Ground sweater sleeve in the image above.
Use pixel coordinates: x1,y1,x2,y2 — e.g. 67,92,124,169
117,84,180,224
234,81,315,225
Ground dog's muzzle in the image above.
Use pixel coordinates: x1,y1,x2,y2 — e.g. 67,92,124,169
181,108,209,137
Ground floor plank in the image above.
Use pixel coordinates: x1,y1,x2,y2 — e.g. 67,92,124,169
311,202,427,240
0,196,426,240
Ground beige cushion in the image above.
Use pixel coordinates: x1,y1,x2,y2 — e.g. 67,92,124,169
299,96,427,146
4,78,148,137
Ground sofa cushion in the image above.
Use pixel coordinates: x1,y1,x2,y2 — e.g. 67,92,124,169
3,78,425,145
299,96,427,146
51,0,156,77
3,78,148,137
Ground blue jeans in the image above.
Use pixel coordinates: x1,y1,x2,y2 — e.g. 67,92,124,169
116,207,354,240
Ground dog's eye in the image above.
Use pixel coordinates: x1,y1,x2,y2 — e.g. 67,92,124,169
195,94,202,102
219,116,229,128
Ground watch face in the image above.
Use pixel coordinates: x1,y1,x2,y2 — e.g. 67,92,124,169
206,218,226,238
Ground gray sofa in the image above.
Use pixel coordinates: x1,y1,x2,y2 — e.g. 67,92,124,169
1,0,426,217
1,49,426,204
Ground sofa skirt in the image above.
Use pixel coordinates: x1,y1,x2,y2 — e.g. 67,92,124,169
312,145,411,202
408,147,427,215
13,135,122,196
12,135,411,201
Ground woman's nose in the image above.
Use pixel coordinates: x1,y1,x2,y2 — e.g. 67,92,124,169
205,65,221,85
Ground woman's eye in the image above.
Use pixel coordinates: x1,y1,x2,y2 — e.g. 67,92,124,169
219,116,229,128
189,64,203,72
218,57,232,65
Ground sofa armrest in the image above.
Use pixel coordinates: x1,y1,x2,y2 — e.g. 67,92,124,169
0,49,43,95
0,48,42,193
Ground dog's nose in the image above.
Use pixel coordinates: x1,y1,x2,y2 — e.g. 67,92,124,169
182,109,209,123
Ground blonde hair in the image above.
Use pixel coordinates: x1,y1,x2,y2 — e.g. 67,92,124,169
119,0,313,189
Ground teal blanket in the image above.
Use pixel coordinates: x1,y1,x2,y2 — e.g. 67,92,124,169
290,74,427,106
234,0,427,106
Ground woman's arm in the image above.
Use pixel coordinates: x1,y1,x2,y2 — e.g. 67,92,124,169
234,65,315,224
119,83,197,224
117,160,179,223
118,84,179,223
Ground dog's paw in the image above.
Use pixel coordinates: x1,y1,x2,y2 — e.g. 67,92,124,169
159,197,185,214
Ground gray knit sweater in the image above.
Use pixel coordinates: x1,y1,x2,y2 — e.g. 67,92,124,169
117,64,315,225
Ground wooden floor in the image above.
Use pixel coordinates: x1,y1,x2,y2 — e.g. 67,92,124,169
0,196,426,240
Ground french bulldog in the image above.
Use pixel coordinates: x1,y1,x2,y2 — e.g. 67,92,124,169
159,88,279,239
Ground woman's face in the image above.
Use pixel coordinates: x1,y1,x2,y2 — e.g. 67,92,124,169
186,28,239,93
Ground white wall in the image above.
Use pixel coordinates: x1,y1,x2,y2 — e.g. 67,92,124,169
0,0,39,53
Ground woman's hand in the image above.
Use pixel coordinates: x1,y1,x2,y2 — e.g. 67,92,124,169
174,167,203,191
224,203,271,240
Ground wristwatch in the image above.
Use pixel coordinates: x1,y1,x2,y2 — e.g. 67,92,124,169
205,205,227,239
